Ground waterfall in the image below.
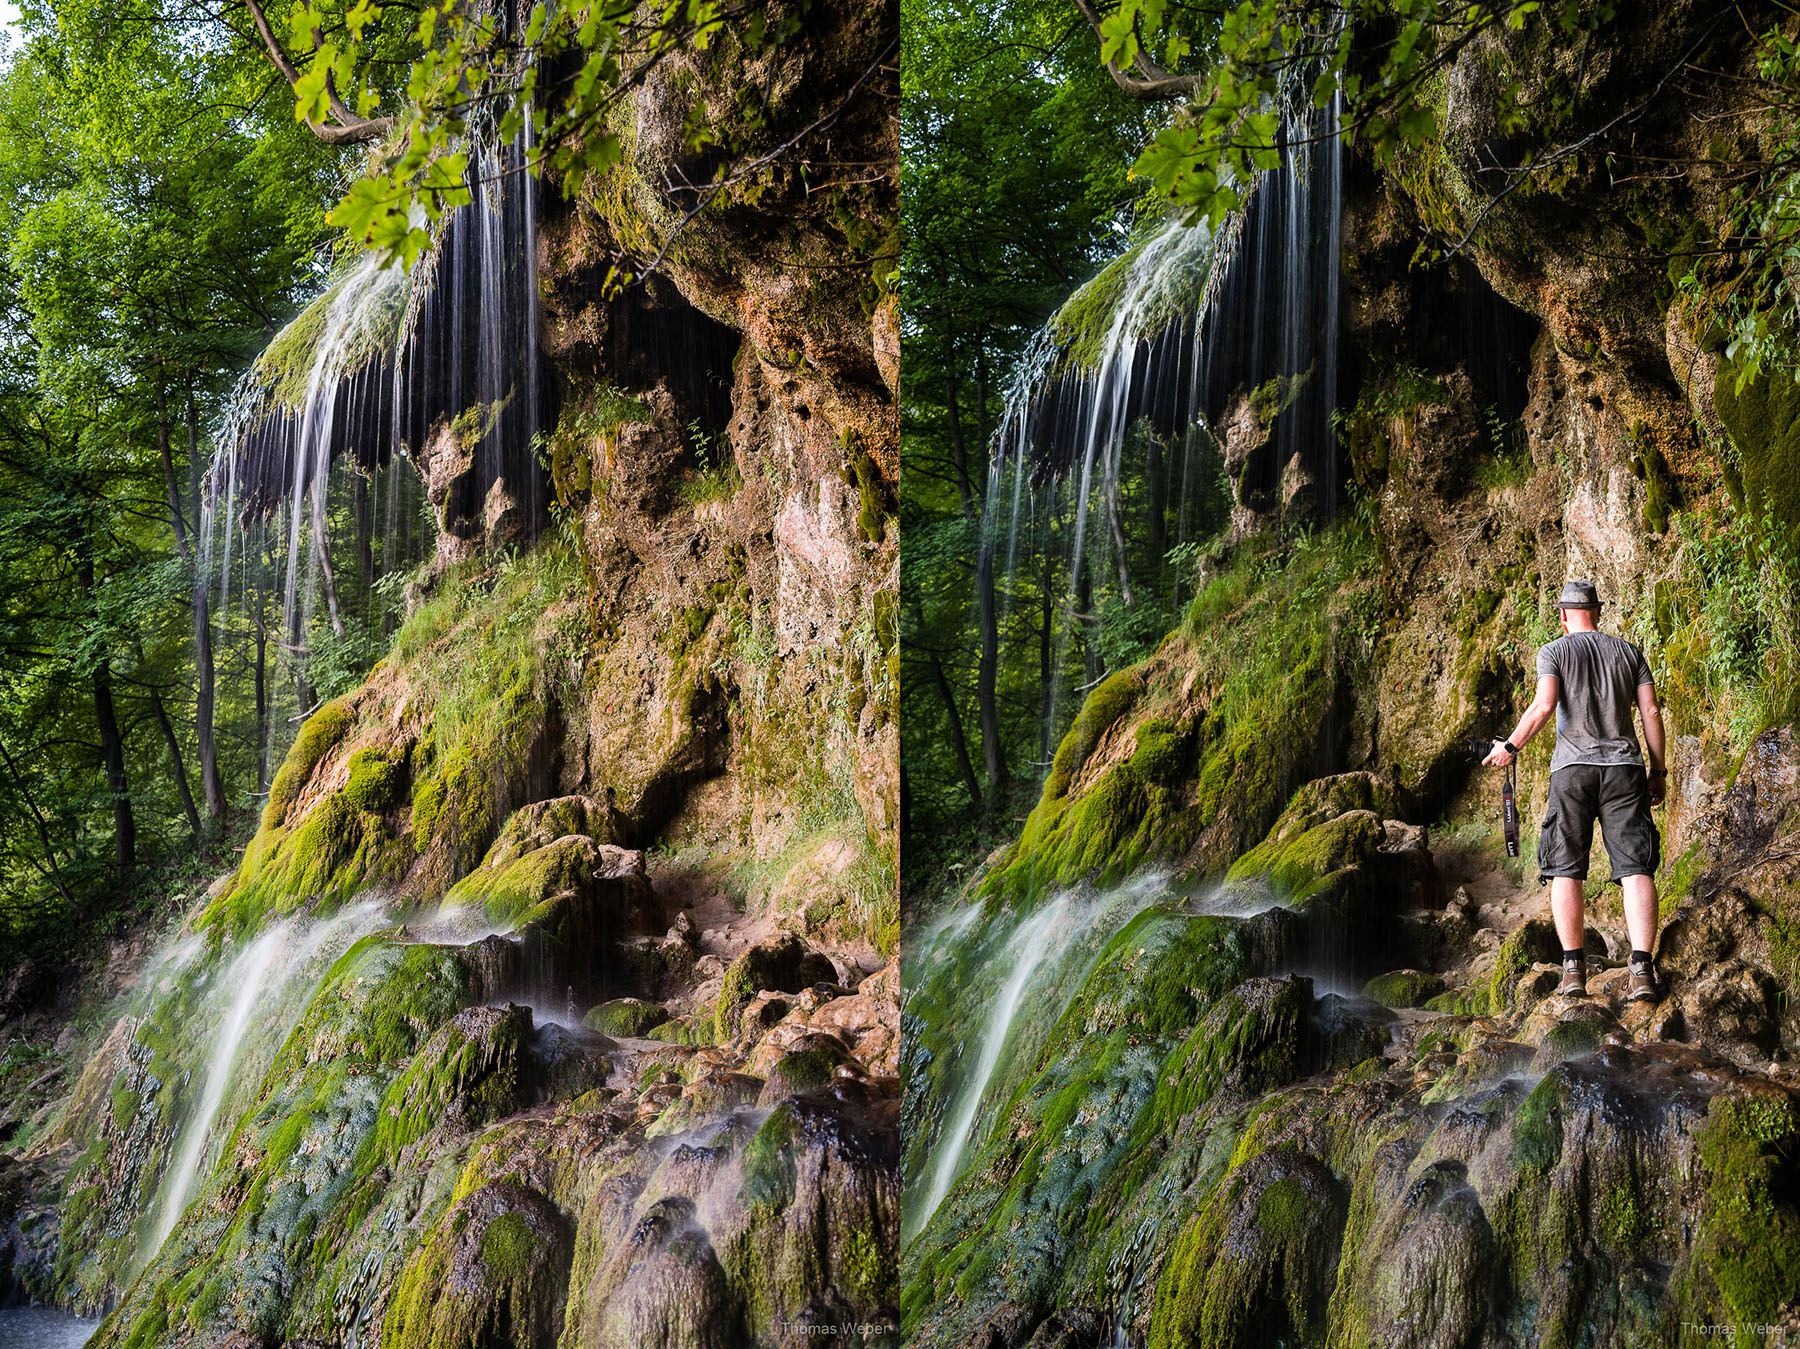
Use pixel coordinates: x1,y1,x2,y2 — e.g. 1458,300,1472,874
907,873,1169,1241
137,900,390,1269
986,86,1345,769
141,921,291,1261
199,118,545,727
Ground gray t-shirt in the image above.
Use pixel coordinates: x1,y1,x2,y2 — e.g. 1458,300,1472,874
1536,631,1655,773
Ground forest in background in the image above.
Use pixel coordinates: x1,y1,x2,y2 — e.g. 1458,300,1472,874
0,4,357,964
899,0,1163,881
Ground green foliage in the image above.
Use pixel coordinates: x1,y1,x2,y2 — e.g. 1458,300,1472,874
1687,1094,1800,1328
1650,507,1800,752
0,1,344,951
900,0,1163,879
479,1211,535,1280
1114,0,1612,228
297,0,805,278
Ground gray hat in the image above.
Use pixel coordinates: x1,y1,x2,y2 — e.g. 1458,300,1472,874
1555,580,1602,609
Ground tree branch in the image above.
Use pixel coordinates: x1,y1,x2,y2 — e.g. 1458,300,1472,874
1071,0,1205,100
240,0,395,145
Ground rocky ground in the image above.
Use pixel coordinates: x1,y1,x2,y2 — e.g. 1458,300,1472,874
0,805,900,1346
906,741,1800,1348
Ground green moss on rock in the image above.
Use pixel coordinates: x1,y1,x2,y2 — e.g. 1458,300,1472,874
583,998,669,1038
1716,356,1800,543
1362,969,1447,1009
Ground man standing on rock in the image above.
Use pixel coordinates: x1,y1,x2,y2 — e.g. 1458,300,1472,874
1482,580,1668,1002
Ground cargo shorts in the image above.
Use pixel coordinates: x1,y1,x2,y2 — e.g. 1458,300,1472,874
1537,763,1661,884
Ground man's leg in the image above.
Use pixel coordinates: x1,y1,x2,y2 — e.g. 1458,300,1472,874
1620,873,1658,955
1550,876,1587,952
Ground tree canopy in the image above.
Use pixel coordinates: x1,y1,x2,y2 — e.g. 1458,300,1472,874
0,1,349,958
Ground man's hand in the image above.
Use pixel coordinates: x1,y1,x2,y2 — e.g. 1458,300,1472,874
1648,771,1666,807
1482,740,1514,768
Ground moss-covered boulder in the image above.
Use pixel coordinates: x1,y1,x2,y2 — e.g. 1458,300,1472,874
1363,969,1447,1009
1149,1149,1348,1349
1220,787,1435,975
584,1196,742,1348
583,997,670,1038
482,794,626,869
756,1035,855,1106
445,837,658,1004
383,1182,574,1349
365,1006,533,1167
205,740,413,935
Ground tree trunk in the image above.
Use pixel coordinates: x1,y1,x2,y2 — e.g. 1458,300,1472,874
1105,448,1135,605
942,338,975,513
148,683,202,846
1040,548,1056,764
929,654,982,813
976,539,1007,803
188,397,226,826
92,660,135,880
155,376,191,556
0,735,74,905
1147,431,1167,564
255,609,270,795
353,471,374,582
314,503,347,638
1076,565,1097,690
79,554,135,880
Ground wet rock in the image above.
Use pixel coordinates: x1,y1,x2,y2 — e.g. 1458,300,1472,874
757,1035,856,1107
1150,1149,1348,1347
584,997,670,1038
383,1181,574,1349
620,933,700,1002
1363,969,1447,1009
374,1005,534,1154
1365,1161,1494,1349
532,1023,614,1103
1310,992,1393,1073
1679,960,1781,1060
589,1197,741,1348
962,1303,1040,1349
484,794,627,867
1022,1308,1105,1349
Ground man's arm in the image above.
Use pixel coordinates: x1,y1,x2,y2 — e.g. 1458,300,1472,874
1638,680,1667,805
1483,675,1557,766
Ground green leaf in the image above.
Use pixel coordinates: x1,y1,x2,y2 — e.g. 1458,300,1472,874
292,61,331,125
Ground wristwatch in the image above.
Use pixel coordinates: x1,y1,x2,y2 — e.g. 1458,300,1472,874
1502,740,1519,755
1648,768,1666,778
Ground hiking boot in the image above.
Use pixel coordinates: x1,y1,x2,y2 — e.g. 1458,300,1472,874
1627,959,1661,1003
1559,955,1589,998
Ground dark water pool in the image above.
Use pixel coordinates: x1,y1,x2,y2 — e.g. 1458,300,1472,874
0,1307,101,1347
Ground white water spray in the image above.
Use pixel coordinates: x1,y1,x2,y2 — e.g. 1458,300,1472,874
142,921,291,1260
910,875,1167,1238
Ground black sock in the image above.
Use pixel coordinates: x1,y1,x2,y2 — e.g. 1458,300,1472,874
1562,949,1584,964
1632,949,1653,965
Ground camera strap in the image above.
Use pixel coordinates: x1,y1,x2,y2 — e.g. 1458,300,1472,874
1503,758,1520,858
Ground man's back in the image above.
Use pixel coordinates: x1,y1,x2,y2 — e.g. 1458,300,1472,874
1536,630,1654,773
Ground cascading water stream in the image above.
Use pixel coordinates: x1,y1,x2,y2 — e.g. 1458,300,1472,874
985,85,1346,776
907,872,1171,1241
137,900,391,1270
198,113,546,742
908,61,1352,1311
141,921,291,1261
